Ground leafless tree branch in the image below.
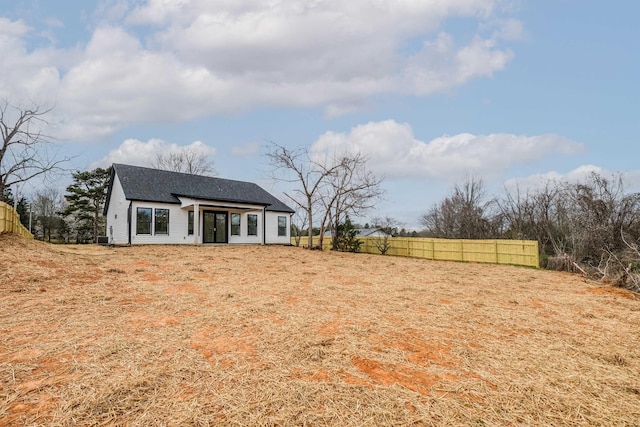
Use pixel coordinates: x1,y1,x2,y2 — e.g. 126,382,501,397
150,146,217,176
266,143,383,250
0,99,69,201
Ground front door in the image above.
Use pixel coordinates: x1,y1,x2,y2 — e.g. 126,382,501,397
203,211,228,243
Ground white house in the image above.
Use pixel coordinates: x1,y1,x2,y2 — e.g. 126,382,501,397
104,163,294,245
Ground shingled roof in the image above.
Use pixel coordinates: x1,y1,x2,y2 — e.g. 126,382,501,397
105,163,294,214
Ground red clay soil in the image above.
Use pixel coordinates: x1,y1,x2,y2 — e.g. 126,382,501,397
1,233,639,426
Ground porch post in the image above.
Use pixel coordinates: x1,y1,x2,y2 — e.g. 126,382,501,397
193,202,200,245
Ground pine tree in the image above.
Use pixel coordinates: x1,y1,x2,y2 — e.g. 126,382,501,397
335,215,362,253
63,167,112,243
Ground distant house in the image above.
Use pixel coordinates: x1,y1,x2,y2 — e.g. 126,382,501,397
355,228,391,238
323,228,391,238
104,163,294,245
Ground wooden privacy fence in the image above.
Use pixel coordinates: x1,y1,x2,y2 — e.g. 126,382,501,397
0,201,33,238
291,236,539,268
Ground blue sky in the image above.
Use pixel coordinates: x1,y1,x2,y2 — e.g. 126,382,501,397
1,0,638,229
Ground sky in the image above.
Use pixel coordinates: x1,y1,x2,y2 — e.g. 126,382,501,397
1,0,638,229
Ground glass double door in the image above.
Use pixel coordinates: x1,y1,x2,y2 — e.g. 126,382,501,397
203,211,228,243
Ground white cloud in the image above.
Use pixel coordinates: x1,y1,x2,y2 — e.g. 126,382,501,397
0,18,62,103
0,1,522,140
404,33,513,95
54,26,227,140
504,166,640,194
230,141,260,157
310,120,585,180
91,138,216,169
0,17,29,37
94,0,132,24
492,18,525,41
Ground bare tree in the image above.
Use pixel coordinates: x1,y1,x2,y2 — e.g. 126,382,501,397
566,173,640,262
150,146,216,176
420,175,497,239
0,100,69,202
371,216,402,255
266,143,344,249
290,208,309,247
617,233,640,293
31,187,65,242
317,153,384,250
267,143,384,250
496,180,568,254
495,183,532,240
421,200,457,238
496,172,640,277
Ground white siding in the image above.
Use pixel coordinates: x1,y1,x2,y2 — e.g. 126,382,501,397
130,201,190,245
128,205,279,245
105,175,130,245
265,211,291,244
228,210,263,244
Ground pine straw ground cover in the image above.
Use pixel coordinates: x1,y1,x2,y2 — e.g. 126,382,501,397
0,233,639,426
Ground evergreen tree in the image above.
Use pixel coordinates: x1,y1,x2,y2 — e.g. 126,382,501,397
3,187,30,229
63,167,112,243
335,215,362,253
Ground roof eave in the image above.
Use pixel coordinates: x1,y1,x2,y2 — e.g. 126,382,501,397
172,193,270,207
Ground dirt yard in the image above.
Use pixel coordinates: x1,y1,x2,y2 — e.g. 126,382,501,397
1,233,639,426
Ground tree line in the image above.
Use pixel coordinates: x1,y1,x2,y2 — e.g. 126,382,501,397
3,99,639,290
419,174,640,291
3,167,112,243
266,141,640,291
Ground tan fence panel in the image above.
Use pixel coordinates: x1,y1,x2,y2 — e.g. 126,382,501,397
291,235,539,268
291,235,331,250
370,237,538,268
0,201,33,239
496,239,539,268
460,240,499,264
432,239,464,262
406,238,435,259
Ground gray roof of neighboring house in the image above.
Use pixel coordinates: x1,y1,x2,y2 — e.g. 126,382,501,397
323,228,390,237
105,163,294,214
355,228,389,237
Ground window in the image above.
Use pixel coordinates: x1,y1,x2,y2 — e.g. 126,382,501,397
136,207,152,235
231,213,241,236
247,214,258,236
188,211,194,235
155,208,169,235
278,216,287,237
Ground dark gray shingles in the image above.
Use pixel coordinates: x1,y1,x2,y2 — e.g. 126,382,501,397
112,163,294,213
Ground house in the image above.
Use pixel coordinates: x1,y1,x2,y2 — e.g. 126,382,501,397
354,228,391,238
322,228,391,238
104,163,294,245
